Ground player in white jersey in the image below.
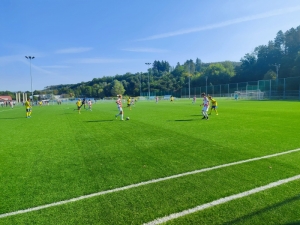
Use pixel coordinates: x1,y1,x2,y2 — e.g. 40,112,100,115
87,99,92,111
200,92,209,120
192,95,196,104
115,94,124,120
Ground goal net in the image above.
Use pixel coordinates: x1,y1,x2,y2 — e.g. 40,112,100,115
232,87,265,100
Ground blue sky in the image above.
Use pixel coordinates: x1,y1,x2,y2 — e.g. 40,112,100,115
1,0,300,92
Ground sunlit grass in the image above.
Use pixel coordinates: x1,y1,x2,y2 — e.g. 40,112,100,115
0,99,300,224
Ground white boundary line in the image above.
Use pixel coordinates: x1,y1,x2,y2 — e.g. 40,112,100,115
144,174,300,225
0,107,23,113
0,148,300,219
0,109,13,113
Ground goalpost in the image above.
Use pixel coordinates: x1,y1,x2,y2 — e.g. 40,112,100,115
231,85,265,100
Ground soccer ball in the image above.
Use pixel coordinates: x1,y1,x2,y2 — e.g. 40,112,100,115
126,117,130,120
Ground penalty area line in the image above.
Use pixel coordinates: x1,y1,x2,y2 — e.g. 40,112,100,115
143,174,300,225
0,148,300,219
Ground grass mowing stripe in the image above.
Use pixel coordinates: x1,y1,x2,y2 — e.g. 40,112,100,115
0,148,299,219
143,174,300,225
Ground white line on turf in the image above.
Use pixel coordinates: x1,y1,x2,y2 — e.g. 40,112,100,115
143,174,300,225
0,148,300,219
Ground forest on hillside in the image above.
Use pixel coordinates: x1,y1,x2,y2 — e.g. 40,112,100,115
2,25,300,99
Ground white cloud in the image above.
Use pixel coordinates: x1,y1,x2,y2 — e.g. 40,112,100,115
121,48,168,53
40,65,70,69
138,6,300,41
55,47,92,54
0,55,23,65
66,58,129,64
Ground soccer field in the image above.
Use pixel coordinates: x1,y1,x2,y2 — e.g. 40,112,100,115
0,99,300,224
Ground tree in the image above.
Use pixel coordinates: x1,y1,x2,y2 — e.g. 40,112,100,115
111,80,125,96
195,58,202,72
274,30,285,52
203,63,234,85
263,70,277,80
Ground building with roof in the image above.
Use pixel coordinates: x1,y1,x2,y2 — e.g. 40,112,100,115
0,96,12,101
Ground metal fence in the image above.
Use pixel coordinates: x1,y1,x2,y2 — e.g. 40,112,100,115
179,76,300,100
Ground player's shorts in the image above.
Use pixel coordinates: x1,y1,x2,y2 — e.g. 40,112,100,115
211,106,217,109
127,104,130,107
202,106,209,112
118,106,123,112
77,106,81,110
26,108,31,112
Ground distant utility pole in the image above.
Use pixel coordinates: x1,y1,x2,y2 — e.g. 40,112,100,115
205,76,208,95
274,63,280,95
140,72,142,97
189,62,191,99
274,63,280,83
145,63,151,99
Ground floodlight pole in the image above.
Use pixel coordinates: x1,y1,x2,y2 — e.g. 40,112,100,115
145,63,151,99
140,72,142,96
25,56,35,102
274,63,280,84
189,62,191,99
205,76,208,94
274,63,280,96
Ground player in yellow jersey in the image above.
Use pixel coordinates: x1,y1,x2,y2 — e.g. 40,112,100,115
170,96,174,102
76,99,82,114
127,97,131,110
25,98,32,118
208,96,218,115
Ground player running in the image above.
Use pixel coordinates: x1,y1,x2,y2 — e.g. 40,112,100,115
87,99,92,111
208,96,218,115
75,98,81,114
127,97,131,110
80,98,86,109
200,93,209,120
115,94,124,120
192,95,196,104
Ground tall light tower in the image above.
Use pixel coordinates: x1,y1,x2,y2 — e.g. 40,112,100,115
140,72,142,97
25,56,35,102
274,63,280,83
188,62,191,99
205,76,208,94
145,63,151,99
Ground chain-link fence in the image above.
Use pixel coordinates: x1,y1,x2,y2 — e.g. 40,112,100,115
180,76,300,100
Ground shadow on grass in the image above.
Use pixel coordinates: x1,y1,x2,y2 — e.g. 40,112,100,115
223,194,300,225
190,115,201,116
85,120,113,122
0,117,25,119
167,119,195,122
284,221,300,225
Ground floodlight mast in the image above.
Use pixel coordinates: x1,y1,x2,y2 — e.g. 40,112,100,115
205,76,208,95
145,63,151,99
189,62,191,99
25,56,35,102
274,63,280,95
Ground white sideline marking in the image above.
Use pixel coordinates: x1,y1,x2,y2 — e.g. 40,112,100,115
0,148,300,219
144,174,300,225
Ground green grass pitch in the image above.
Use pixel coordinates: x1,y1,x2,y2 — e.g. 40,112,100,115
0,99,300,224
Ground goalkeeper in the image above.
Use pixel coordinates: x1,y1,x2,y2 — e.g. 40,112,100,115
208,96,218,115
